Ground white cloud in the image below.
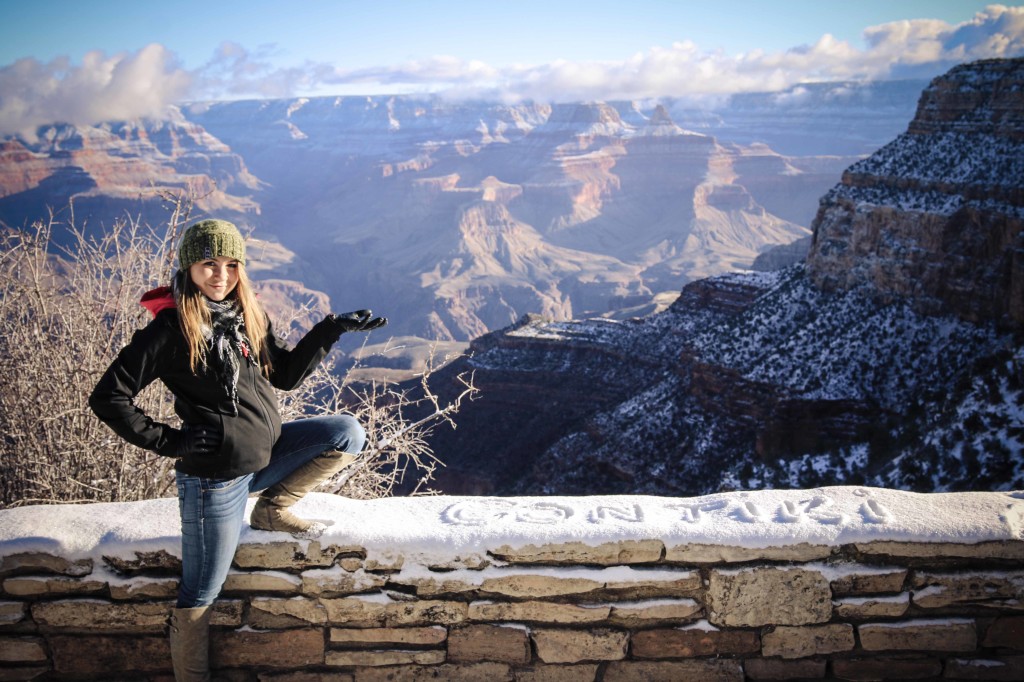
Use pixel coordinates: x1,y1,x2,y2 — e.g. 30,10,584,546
465,4,1024,101
1,5,1023,136
866,6,1024,62
193,41,324,99
327,55,500,86
0,44,190,138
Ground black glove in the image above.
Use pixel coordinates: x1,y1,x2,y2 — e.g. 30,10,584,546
327,310,388,334
175,424,222,458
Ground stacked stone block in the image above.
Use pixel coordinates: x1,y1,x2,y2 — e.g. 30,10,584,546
0,536,1022,680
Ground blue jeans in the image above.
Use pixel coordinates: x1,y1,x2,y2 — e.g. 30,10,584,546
174,414,365,608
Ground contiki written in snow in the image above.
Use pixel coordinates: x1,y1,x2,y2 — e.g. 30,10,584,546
1,487,1021,565
0,487,1022,679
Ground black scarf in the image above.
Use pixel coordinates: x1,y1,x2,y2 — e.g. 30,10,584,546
203,298,254,414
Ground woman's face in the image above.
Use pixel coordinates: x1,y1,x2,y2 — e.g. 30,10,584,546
189,256,240,301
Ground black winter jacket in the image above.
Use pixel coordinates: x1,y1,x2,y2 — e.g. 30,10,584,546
89,290,343,478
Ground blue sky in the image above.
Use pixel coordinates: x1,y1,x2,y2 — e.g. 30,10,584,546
0,1,1022,135
0,1,1006,69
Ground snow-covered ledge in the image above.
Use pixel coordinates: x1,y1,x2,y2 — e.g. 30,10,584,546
0,487,1022,681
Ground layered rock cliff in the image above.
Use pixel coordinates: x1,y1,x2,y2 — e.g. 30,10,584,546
417,59,1024,497
807,59,1024,329
0,113,262,232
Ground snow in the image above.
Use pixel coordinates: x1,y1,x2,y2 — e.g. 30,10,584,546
952,659,1007,668
678,619,719,632
0,487,1020,570
240,570,302,586
835,594,910,606
600,598,697,609
393,564,694,584
864,618,974,628
811,563,907,581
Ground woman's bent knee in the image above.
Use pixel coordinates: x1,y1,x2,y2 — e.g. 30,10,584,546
330,414,366,454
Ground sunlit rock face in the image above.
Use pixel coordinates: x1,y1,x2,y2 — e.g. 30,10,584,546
807,58,1024,329
0,113,262,232
180,96,860,340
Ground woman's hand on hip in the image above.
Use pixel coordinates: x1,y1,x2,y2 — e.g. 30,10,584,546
176,423,223,458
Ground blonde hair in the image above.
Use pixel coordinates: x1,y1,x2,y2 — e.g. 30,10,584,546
174,263,270,376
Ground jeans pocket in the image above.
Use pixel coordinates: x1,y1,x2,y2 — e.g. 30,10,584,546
200,475,248,492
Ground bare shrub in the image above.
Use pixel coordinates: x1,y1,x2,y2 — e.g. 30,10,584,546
0,210,184,506
278,346,477,499
0,197,473,507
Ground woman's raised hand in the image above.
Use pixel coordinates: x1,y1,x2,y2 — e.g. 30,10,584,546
327,310,388,334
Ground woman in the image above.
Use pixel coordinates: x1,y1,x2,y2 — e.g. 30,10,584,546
89,219,385,681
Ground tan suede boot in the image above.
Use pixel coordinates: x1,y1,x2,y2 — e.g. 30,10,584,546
168,605,211,682
249,450,357,539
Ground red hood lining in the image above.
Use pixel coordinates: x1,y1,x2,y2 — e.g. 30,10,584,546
140,286,176,317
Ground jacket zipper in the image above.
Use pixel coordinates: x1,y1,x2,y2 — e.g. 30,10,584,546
250,362,276,449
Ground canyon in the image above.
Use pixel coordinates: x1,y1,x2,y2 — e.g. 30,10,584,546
412,59,1024,497
0,82,924,347
2,62,1015,497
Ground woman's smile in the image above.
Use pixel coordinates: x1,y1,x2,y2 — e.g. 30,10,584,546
189,256,240,301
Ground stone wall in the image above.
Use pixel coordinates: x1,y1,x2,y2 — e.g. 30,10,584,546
0,493,1022,681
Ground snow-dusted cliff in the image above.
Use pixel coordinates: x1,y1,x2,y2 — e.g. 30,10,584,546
808,59,1024,329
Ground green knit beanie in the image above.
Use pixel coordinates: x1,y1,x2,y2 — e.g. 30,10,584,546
178,219,246,269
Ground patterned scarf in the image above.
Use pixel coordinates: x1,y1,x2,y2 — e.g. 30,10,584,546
203,298,254,415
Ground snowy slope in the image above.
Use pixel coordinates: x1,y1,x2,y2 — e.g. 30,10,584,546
442,263,1022,497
